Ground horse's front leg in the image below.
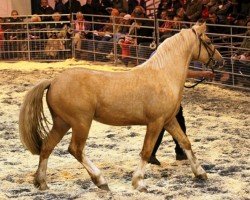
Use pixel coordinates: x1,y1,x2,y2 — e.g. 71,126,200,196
132,119,164,192
165,118,207,180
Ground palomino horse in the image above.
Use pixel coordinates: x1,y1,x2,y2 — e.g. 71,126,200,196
19,23,224,192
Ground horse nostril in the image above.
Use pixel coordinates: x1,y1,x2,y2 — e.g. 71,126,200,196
218,59,225,69
219,59,224,65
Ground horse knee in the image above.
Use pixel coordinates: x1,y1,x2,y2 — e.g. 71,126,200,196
68,144,83,162
180,138,191,150
140,150,151,162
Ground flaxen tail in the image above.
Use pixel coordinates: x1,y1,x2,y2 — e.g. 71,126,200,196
19,79,52,155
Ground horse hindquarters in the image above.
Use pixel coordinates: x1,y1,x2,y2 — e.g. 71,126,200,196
19,79,71,190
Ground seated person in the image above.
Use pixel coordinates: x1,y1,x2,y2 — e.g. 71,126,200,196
185,0,203,22
73,12,90,49
159,10,174,39
230,20,250,85
93,8,120,61
45,12,67,58
6,10,24,59
129,6,154,64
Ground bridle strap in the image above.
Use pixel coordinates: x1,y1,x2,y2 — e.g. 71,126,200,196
200,39,216,73
185,28,215,89
192,28,217,72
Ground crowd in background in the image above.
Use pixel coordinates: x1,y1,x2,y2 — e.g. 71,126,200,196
0,0,249,85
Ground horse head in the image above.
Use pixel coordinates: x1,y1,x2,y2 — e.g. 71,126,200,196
192,23,224,71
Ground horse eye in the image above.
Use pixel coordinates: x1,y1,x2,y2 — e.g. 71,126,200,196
206,41,212,45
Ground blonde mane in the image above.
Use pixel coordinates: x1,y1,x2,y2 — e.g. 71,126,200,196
142,29,195,69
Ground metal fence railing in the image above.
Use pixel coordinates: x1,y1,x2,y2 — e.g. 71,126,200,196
0,14,249,90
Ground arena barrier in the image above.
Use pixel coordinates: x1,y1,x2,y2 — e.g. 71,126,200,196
0,14,249,90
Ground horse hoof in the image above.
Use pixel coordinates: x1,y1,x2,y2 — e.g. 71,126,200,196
196,173,208,180
33,179,49,190
137,185,148,193
39,184,49,190
98,184,110,191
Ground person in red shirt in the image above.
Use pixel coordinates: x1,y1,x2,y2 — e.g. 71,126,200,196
118,36,135,66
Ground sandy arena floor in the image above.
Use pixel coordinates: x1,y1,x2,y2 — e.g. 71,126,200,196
0,60,249,200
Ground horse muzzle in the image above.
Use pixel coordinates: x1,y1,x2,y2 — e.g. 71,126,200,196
216,58,225,69
211,58,225,70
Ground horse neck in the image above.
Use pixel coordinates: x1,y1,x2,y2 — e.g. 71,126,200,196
146,29,195,89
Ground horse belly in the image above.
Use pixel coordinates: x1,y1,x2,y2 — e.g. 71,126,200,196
94,104,147,126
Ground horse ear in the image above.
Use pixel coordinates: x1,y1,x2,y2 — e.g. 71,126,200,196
200,22,207,33
193,22,207,35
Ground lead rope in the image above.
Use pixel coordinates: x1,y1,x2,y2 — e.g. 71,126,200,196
184,77,206,88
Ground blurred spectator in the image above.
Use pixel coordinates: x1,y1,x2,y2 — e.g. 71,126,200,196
201,0,210,20
81,0,95,21
172,15,188,29
91,0,113,15
54,0,67,14
237,0,250,18
112,13,133,63
207,11,227,34
159,10,174,39
232,14,247,36
185,0,203,22
180,0,188,10
47,12,67,36
6,10,23,59
166,0,182,17
73,12,90,49
118,35,136,66
232,21,250,60
111,12,127,41
35,0,54,21
45,12,67,58
130,6,154,64
118,14,133,35
94,8,120,60
28,15,43,59
8,10,23,39
28,15,42,39
207,0,219,13
157,0,169,18
176,7,185,19
207,11,220,26
160,14,188,42
128,0,147,15
113,0,126,12
216,0,233,24
65,0,81,16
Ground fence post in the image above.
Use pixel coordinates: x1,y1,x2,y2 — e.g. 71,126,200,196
156,18,159,47
26,20,31,61
230,26,235,86
113,16,117,66
71,14,75,59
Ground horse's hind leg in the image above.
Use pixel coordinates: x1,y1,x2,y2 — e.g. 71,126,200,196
68,121,109,191
165,118,207,180
132,120,164,192
34,116,70,190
